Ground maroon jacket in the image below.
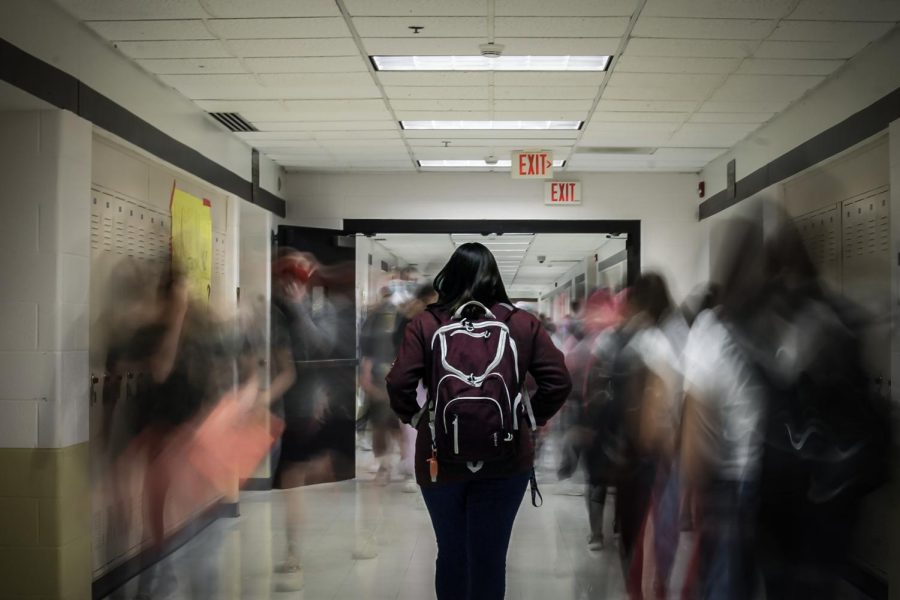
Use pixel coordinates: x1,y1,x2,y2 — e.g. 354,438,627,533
386,304,571,485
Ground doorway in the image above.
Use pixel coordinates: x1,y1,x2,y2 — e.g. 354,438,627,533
276,220,639,486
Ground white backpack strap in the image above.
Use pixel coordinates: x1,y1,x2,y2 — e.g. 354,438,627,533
411,404,428,428
522,386,537,430
466,461,484,473
453,300,496,320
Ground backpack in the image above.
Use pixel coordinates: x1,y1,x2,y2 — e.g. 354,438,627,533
734,297,891,507
419,301,534,473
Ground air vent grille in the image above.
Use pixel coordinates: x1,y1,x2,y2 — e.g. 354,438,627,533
209,112,257,132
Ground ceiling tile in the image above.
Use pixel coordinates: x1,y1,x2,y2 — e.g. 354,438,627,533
207,18,351,39
87,19,214,41
708,74,825,103
495,0,637,16
596,99,700,112
667,123,759,147
362,37,483,55
255,73,375,87
494,86,599,100
344,0,488,17
735,58,845,75
753,40,870,59
136,58,247,74
385,86,490,100
589,111,689,123
688,112,774,124
55,0,205,20
632,17,775,39
493,99,594,111
114,40,232,59
653,147,728,161
227,38,360,57
583,122,682,135
625,38,756,58
642,0,795,19
608,72,723,89
159,74,383,100
769,20,894,42
391,99,491,111
698,100,792,113
578,130,677,147
493,109,589,120
244,56,368,73
614,55,741,73
494,17,631,37
496,37,621,54
353,17,486,37
493,72,606,86
788,0,900,21
202,0,340,17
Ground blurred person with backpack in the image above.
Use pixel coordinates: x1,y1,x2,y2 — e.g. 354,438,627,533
387,243,571,600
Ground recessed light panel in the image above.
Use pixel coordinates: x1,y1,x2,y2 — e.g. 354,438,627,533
418,159,566,168
401,120,582,130
372,56,611,71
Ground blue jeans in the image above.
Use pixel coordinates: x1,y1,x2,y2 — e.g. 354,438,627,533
420,472,530,600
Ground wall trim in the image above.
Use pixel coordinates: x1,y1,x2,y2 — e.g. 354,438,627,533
699,85,900,220
0,36,285,217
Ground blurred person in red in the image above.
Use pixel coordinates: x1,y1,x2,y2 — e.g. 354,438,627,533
561,289,625,551
268,249,338,587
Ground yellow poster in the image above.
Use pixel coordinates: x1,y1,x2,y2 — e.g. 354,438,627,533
170,186,212,302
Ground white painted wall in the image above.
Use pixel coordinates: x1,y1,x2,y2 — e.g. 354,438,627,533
702,26,900,197
285,171,704,302
0,110,92,449
1,0,285,199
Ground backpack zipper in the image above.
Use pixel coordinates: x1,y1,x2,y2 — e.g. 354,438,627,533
453,414,459,454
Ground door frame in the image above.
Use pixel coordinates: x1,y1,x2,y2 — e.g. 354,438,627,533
343,219,641,286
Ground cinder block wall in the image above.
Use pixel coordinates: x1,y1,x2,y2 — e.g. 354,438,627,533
0,109,92,600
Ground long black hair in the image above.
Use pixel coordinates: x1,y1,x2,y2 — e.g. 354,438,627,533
433,242,512,316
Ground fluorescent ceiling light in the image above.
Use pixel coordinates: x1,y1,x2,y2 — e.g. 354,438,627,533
401,120,582,131
419,159,566,168
372,55,611,71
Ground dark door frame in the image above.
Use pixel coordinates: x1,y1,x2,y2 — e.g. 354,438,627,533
342,219,641,286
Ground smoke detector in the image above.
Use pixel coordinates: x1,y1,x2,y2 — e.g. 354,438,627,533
479,42,504,58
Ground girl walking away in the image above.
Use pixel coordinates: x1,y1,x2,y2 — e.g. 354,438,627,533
387,242,571,600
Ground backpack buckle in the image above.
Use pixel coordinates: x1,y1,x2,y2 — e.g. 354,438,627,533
464,320,475,332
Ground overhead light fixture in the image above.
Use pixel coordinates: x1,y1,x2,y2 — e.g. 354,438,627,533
418,159,566,168
371,55,611,71
401,120,582,131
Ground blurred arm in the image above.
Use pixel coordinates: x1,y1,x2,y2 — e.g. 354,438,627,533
386,318,426,424
528,321,573,426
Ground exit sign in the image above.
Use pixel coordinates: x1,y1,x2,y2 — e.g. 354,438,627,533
512,150,553,179
545,181,581,205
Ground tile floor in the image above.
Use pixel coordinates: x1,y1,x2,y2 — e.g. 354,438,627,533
104,462,639,599
103,448,870,600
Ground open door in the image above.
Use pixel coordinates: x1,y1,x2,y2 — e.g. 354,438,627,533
276,225,357,484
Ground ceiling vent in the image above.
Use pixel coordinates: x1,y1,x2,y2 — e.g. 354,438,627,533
576,147,657,155
209,112,257,132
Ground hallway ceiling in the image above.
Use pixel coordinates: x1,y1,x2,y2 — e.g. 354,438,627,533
55,0,900,173
373,233,624,297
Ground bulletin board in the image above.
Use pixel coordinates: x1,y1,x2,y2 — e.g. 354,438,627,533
170,186,213,301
